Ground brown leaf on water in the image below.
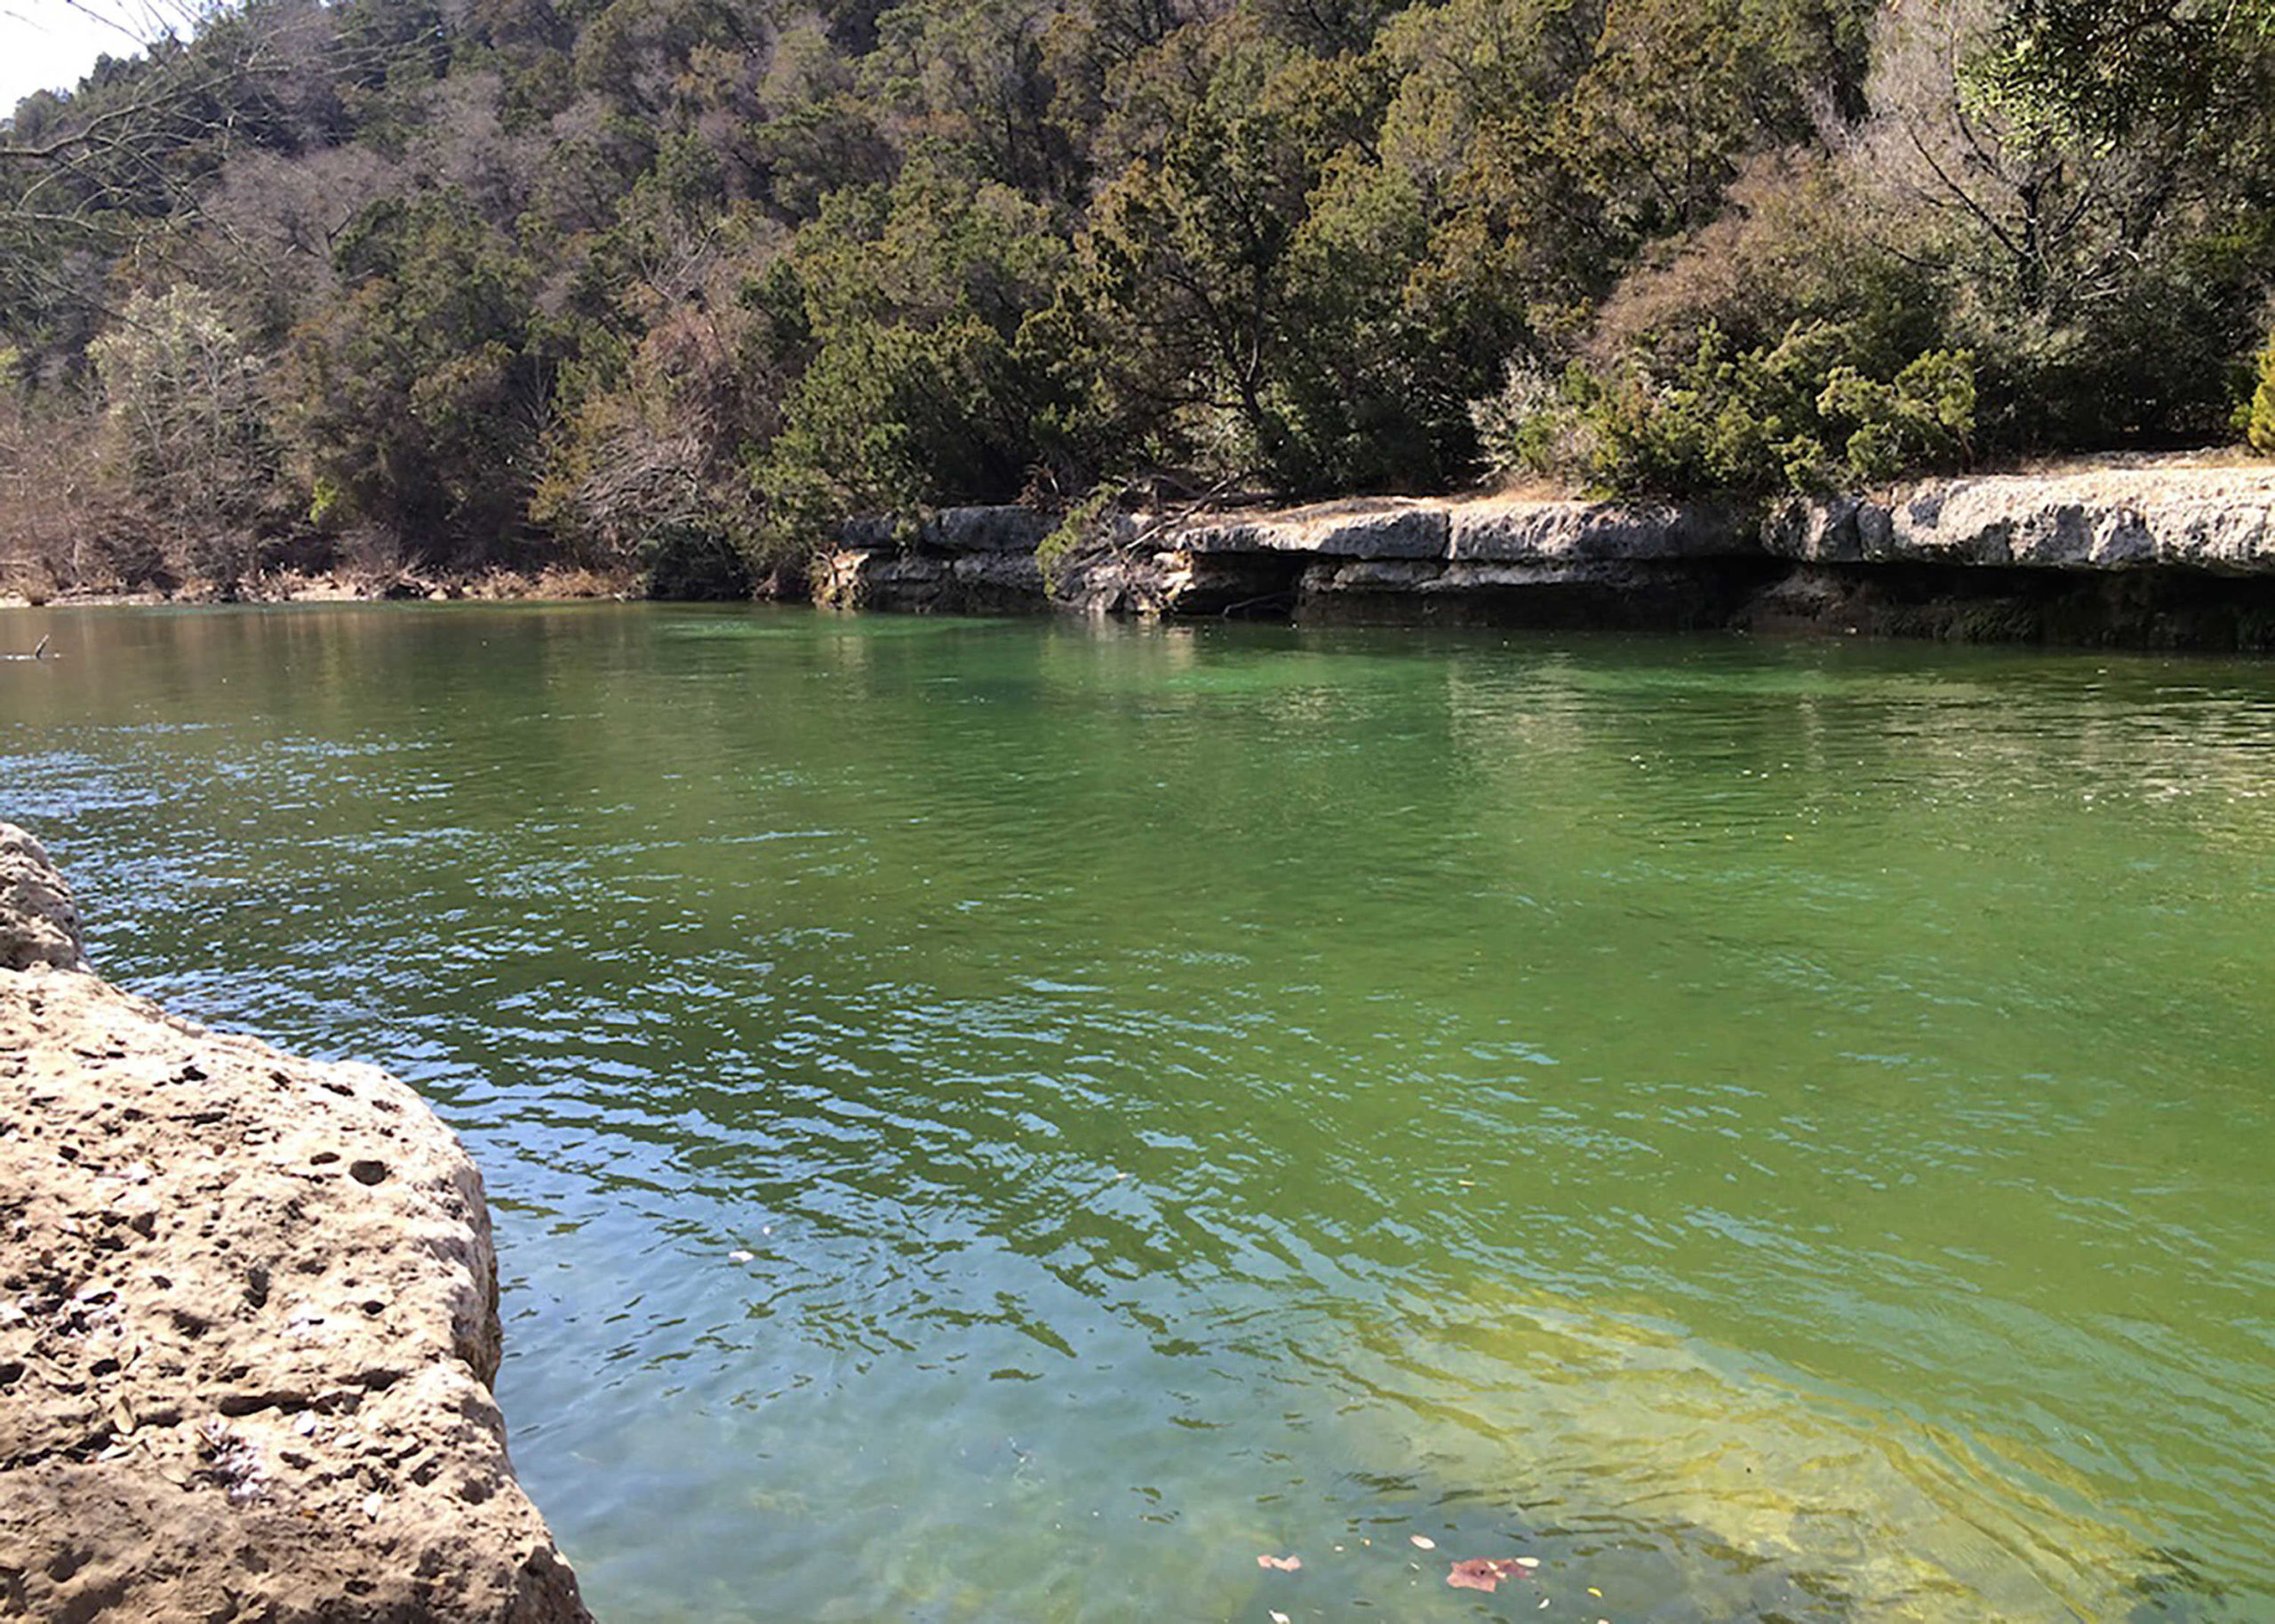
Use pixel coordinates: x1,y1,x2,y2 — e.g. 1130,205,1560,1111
1447,1558,1526,1593
1257,1554,1302,1571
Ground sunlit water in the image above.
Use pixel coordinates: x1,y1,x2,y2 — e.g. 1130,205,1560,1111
4,603,2271,1621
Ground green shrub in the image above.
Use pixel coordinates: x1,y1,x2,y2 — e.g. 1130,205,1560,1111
2249,332,2275,455
1477,322,1976,498
1817,350,1976,487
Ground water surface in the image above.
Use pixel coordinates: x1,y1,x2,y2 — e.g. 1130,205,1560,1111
3,603,2270,1620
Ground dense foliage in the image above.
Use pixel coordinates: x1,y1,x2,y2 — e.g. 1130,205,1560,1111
4,0,2273,594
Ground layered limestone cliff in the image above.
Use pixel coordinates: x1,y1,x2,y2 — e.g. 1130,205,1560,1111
0,823,591,1623
814,458,2275,646
1763,462,2275,569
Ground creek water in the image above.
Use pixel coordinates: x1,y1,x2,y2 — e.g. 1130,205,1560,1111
3,602,2271,1621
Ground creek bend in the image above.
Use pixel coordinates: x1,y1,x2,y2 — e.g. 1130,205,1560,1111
3,602,2270,1621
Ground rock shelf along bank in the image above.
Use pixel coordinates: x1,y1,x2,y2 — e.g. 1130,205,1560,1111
814,458,2275,648
0,823,591,1623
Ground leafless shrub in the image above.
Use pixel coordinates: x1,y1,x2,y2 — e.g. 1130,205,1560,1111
338,520,410,589
1587,152,1881,362
0,386,149,594
87,284,282,588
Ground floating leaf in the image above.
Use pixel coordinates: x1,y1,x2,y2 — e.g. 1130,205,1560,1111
1447,1558,1528,1593
1257,1554,1302,1571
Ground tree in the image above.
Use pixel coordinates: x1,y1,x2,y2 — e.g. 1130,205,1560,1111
1851,0,2275,447
754,164,1080,528
87,284,280,582
1973,0,2275,145
864,0,1084,203
283,189,548,559
531,211,795,593
1072,17,1327,484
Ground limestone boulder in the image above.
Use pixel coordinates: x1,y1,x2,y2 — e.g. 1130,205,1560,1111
0,823,87,971
0,822,591,1624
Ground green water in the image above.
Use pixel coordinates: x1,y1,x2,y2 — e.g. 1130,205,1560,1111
4,603,2271,1622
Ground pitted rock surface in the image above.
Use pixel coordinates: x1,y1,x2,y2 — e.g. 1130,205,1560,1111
0,822,589,1623
0,823,86,971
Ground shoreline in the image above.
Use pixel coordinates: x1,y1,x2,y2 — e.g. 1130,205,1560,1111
0,562,640,612
12,455,2275,649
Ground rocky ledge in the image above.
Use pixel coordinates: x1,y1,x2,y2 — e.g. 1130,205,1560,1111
1766,461,2275,569
815,458,2275,647
0,823,590,1622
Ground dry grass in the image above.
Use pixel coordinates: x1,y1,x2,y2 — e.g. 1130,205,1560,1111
1958,446,2269,478
528,563,636,599
1477,473,1585,503
452,565,636,601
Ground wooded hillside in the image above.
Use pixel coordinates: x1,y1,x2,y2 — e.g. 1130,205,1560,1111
5,0,2273,596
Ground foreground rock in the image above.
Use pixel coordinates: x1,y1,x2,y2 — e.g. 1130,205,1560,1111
0,824,590,1623
0,824,88,973
815,458,2275,647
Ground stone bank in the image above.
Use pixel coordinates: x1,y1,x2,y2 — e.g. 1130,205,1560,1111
814,458,2275,648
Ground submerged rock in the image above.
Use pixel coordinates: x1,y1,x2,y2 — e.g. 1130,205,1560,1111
0,823,590,1623
1321,1290,2203,1623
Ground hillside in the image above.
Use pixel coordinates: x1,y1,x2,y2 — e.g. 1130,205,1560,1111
4,0,2274,599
